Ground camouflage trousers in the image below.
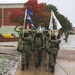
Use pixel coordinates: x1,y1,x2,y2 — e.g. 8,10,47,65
21,45,31,66
34,47,42,65
48,48,58,67
17,38,22,52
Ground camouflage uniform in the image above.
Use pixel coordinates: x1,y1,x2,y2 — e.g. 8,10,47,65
21,30,32,70
47,34,60,72
14,26,23,52
64,32,69,42
34,31,43,67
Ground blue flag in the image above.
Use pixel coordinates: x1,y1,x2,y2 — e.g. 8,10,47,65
26,14,33,24
27,9,33,15
26,9,36,30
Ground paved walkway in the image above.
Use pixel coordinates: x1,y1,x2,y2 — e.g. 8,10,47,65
0,34,75,75
0,42,20,55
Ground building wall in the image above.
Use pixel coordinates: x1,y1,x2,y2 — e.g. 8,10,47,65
0,9,2,26
0,3,24,26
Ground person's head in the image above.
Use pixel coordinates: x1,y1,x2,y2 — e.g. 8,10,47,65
24,29,31,37
51,33,56,39
35,32,42,38
43,30,48,34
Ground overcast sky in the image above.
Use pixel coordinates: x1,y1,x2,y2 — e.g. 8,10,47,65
0,0,75,25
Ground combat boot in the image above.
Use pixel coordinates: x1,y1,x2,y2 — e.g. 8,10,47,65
26,63,29,69
38,61,41,66
0,73,2,75
22,64,25,71
35,62,38,68
49,63,51,68
51,65,54,73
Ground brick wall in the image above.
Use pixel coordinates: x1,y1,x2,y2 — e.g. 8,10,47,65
0,8,22,26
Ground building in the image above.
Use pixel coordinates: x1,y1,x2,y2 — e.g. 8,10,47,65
0,3,24,27
0,0,37,27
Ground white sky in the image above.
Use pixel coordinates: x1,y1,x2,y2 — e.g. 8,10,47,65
0,0,75,25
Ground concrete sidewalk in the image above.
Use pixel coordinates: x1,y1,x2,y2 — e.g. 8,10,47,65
0,42,75,75
55,59,75,75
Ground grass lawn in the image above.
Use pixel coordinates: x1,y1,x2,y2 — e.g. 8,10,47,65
0,26,17,34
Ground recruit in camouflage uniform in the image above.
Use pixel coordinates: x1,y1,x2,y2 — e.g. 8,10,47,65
47,33,60,72
21,29,32,71
14,25,23,52
64,32,69,42
34,30,43,68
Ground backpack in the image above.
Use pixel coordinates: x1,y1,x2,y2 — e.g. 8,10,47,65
34,33,43,47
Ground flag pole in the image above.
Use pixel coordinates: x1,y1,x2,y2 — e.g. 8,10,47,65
46,10,53,70
24,9,27,29
22,9,27,38
49,10,53,39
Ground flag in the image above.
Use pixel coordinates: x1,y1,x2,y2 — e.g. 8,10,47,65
26,14,33,24
24,9,33,23
25,9,36,30
31,24,36,30
49,10,62,37
49,11,62,31
26,14,36,30
27,9,33,15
